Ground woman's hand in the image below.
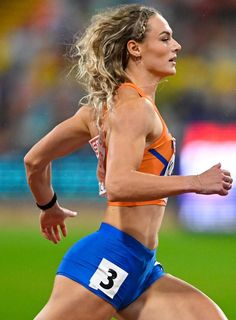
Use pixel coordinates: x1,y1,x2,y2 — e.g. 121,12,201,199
40,204,78,244
195,163,233,196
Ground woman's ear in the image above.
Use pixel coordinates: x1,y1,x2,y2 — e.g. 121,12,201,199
127,40,141,59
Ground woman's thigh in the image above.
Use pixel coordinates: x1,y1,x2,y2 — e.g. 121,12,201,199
117,274,228,320
34,275,116,320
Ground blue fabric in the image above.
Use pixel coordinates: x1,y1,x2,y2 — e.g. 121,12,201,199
57,223,165,310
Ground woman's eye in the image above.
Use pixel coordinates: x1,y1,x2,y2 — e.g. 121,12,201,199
161,38,169,42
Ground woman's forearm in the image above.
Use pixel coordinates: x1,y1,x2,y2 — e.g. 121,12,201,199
24,160,55,205
106,171,197,202
106,163,230,202
106,163,233,201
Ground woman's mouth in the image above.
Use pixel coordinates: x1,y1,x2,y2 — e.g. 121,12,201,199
169,56,177,63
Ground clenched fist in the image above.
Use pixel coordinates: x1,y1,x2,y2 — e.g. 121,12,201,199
195,163,233,196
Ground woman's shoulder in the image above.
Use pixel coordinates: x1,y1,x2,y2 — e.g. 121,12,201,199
117,84,142,104
75,104,94,116
73,105,98,136
108,98,154,139
74,105,97,124
114,87,155,120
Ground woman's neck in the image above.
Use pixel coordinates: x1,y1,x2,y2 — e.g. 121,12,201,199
125,68,159,103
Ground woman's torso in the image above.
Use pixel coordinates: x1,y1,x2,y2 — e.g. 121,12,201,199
85,83,175,249
103,205,165,249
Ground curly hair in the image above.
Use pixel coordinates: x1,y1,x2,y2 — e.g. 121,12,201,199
71,4,160,127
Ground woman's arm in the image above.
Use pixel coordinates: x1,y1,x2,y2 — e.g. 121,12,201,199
105,100,232,202
24,106,91,204
24,106,92,244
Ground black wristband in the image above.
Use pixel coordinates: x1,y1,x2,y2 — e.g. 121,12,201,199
36,193,57,210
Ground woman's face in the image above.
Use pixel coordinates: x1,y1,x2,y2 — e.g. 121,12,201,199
138,14,181,79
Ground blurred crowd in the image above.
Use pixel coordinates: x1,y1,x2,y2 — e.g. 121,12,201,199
0,0,236,153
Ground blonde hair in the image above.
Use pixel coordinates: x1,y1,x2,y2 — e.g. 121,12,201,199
72,4,159,127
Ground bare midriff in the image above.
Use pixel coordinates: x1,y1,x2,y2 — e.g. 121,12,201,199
103,205,165,250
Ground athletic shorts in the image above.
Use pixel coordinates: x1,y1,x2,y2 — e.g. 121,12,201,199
57,222,165,310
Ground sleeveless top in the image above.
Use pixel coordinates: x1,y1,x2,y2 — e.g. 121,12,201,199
89,82,176,207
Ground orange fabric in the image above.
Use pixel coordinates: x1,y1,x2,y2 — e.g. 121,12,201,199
108,82,176,207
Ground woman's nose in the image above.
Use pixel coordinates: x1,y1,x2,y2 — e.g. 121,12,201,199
173,39,182,52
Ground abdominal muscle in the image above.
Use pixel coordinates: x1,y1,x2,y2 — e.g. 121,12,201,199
103,205,165,249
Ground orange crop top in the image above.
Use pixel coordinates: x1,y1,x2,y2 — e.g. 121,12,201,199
89,82,176,207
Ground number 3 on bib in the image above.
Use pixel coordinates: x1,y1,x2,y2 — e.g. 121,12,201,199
89,258,129,299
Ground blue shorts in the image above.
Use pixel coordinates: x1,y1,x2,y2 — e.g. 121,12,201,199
57,223,165,310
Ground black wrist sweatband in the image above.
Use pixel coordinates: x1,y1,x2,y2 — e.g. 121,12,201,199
36,193,57,210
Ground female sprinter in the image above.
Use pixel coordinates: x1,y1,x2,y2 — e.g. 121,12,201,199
24,4,232,320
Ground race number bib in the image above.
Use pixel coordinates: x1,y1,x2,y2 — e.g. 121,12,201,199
89,134,107,196
89,258,128,299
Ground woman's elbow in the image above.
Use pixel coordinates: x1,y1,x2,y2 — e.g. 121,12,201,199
24,151,44,173
24,152,32,168
105,178,127,202
24,152,36,169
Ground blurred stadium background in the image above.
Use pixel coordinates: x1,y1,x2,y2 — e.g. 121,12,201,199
0,0,236,319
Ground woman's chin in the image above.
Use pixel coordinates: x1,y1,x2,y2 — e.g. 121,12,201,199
159,69,176,79
167,68,177,76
